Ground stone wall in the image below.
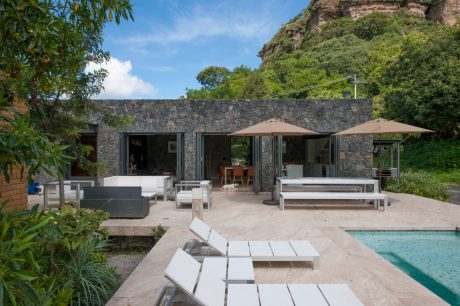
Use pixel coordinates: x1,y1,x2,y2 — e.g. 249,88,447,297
96,99,373,191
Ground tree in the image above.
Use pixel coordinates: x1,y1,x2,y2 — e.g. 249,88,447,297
383,27,460,138
241,72,271,99
0,106,70,182
196,66,231,90
1,0,134,205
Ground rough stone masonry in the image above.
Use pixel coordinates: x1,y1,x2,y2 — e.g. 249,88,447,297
95,99,373,191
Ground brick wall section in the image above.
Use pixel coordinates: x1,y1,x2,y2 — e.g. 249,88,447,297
0,100,29,212
0,168,28,212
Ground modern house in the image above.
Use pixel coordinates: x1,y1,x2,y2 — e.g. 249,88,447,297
71,99,373,191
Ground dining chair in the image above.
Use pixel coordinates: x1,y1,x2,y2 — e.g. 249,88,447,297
246,166,254,186
219,165,233,184
232,166,244,185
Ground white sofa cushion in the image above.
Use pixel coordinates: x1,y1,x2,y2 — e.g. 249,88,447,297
103,176,171,196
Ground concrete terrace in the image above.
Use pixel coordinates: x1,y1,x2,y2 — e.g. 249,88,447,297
104,192,460,306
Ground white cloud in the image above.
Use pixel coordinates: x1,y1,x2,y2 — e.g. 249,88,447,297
146,66,175,72
125,4,276,45
87,57,157,99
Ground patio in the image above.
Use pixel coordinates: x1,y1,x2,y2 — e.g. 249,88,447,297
101,191,460,306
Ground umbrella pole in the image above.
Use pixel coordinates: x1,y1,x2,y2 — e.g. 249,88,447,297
379,139,382,193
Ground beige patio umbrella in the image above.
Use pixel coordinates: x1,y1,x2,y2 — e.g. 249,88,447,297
335,118,434,192
231,118,318,204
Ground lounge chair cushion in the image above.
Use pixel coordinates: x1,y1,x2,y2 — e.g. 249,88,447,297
165,249,200,294
190,217,211,240
208,230,228,255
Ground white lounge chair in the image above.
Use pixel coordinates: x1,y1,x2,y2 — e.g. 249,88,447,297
160,248,363,306
189,218,320,269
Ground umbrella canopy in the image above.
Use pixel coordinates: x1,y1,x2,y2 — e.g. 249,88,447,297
334,118,434,194
334,118,433,135
231,118,318,136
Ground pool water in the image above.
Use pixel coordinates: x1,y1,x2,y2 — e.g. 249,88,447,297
348,231,460,305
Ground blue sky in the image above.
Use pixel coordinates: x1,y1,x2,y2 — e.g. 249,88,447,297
96,0,307,99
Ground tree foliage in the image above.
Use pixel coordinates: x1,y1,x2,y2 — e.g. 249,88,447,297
196,66,231,90
184,11,459,138
0,107,71,182
382,26,460,137
0,204,116,305
0,0,134,181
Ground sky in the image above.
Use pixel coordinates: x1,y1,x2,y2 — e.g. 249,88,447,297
92,0,307,99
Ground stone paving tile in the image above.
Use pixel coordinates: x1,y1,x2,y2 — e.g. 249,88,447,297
104,191,459,306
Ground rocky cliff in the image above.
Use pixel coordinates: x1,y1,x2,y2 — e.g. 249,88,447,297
259,0,459,63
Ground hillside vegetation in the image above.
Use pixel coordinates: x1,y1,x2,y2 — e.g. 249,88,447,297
185,10,459,139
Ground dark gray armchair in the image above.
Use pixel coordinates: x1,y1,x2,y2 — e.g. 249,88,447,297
81,186,150,218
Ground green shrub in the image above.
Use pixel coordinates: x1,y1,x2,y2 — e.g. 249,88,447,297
0,203,117,306
353,13,390,40
400,140,460,171
385,170,449,201
152,225,167,244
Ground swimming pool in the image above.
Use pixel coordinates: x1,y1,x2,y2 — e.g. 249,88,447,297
348,230,460,305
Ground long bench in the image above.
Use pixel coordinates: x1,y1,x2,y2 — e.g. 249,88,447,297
279,192,388,211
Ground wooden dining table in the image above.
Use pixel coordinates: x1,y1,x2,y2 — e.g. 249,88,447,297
224,166,249,184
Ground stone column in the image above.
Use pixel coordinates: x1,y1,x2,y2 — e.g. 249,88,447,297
261,136,273,191
338,135,372,177
97,130,119,178
184,132,196,180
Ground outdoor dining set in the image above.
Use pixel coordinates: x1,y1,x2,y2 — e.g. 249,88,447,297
218,165,254,186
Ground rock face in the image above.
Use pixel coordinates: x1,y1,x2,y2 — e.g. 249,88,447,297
258,0,459,63
429,0,460,25
308,0,343,31
340,0,403,21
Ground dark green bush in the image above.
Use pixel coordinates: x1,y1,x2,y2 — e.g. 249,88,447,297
0,204,117,306
401,140,460,170
152,225,167,244
353,13,390,40
385,170,449,201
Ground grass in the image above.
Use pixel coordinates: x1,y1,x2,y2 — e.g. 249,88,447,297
432,169,460,185
385,170,449,201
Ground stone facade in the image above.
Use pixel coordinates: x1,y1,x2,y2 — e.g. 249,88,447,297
95,99,373,191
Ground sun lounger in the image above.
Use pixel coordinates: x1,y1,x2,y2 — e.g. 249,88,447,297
159,248,363,306
189,218,320,269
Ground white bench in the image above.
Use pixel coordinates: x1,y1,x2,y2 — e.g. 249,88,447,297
280,192,388,211
276,177,379,201
103,176,172,199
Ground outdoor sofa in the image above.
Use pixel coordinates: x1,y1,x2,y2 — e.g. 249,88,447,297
175,181,212,209
80,186,149,218
189,218,320,269
155,248,363,306
103,175,172,199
